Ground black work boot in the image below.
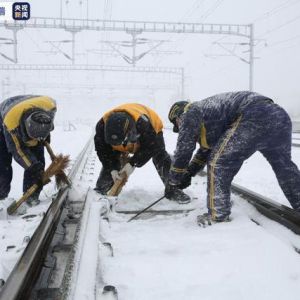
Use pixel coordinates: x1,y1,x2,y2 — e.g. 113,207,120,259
165,185,191,204
197,213,231,228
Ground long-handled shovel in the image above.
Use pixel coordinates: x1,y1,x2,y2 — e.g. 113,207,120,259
44,141,71,187
127,195,166,222
7,154,70,215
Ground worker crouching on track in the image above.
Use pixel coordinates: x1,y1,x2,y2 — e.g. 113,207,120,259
167,91,300,226
0,95,56,208
94,103,191,204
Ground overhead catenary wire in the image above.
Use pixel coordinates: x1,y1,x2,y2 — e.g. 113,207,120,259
268,34,300,47
257,14,300,39
256,40,300,57
198,0,224,21
152,0,208,67
22,30,53,64
250,1,300,56
153,0,224,68
252,0,300,23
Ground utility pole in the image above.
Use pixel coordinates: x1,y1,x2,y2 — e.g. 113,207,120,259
5,25,22,63
126,29,143,67
2,77,10,99
132,31,137,67
103,30,167,67
1,79,5,100
181,68,185,98
71,31,76,64
63,29,80,64
209,23,255,91
12,28,18,63
86,0,89,20
249,23,254,92
60,0,62,22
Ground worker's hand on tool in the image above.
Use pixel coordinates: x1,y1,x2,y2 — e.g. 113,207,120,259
119,163,135,177
111,170,122,183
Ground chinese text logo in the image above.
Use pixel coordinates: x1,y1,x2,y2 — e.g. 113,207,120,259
13,2,30,20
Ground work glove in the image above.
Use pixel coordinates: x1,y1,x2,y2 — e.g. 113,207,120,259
111,170,122,183
119,163,135,177
167,172,191,190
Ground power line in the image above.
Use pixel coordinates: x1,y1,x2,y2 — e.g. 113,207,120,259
154,0,224,67
199,0,224,21
258,14,300,38
258,40,300,57
22,30,53,63
180,0,206,22
267,34,300,47
152,0,206,67
253,0,300,23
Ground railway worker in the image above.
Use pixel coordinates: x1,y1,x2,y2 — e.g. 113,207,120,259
167,91,300,226
0,95,56,208
94,103,191,204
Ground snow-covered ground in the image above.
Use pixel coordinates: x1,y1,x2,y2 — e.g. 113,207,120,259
70,129,300,300
0,123,93,282
1,124,300,299
234,148,300,207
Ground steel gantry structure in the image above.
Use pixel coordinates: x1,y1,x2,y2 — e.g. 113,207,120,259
0,17,254,91
0,64,185,97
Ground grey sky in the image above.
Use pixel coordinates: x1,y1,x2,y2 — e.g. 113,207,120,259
1,0,300,121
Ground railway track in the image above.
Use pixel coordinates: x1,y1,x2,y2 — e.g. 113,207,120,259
0,137,95,300
1,138,300,300
231,183,300,236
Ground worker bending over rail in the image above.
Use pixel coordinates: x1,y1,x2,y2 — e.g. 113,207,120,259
168,91,300,226
0,95,56,209
94,103,190,204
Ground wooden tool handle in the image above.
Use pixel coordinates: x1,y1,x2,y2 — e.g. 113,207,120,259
7,184,39,215
107,173,128,197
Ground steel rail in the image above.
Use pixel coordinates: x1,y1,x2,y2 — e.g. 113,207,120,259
1,135,299,300
231,183,300,235
198,170,300,234
0,137,93,300
164,127,300,234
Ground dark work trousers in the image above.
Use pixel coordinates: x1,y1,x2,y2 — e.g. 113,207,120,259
23,145,45,198
96,132,171,194
0,124,45,199
0,124,12,199
207,101,300,221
